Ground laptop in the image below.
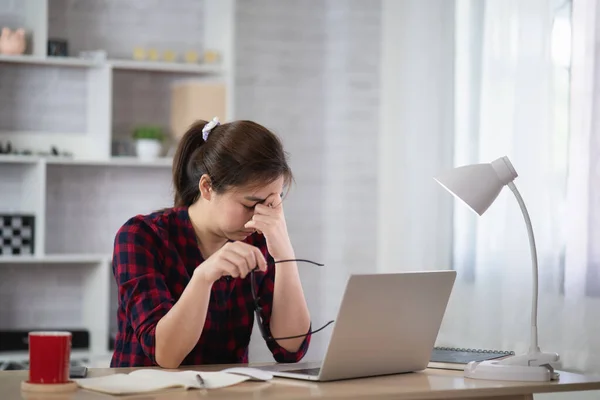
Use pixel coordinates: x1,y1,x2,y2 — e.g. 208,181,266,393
258,270,456,381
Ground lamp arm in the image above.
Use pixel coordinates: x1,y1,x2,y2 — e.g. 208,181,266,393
507,182,540,354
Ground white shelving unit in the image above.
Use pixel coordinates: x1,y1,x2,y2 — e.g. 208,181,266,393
0,0,235,366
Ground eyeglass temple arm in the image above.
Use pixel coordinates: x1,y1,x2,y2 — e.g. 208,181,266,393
272,259,324,266
265,320,335,341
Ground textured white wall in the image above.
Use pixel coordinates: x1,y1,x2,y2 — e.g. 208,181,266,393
45,165,172,255
48,0,205,60
0,0,24,31
0,264,85,330
235,0,381,361
0,64,87,134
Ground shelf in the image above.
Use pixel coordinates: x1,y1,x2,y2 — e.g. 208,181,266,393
0,54,224,75
109,59,223,74
0,155,173,168
0,131,101,160
47,156,173,167
0,254,110,264
0,155,40,164
0,54,99,68
107,156,172,167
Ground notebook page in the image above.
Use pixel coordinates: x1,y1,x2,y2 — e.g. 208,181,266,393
74,373,183,395
130,370,251,389
74,369,253,395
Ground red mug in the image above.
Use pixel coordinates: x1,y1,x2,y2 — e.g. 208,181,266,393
28,331,72,384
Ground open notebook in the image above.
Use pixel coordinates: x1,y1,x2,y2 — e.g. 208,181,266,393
74,368,264,395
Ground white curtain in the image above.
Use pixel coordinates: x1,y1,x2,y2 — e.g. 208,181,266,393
438,0,600,373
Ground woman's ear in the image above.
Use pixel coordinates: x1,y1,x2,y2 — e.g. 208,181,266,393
198,174,213,201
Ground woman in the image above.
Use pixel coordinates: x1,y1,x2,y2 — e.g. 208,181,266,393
111,118,312,368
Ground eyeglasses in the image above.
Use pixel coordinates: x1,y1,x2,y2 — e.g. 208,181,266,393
251,259,335,342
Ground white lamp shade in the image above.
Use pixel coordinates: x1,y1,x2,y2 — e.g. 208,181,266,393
434,156,518,216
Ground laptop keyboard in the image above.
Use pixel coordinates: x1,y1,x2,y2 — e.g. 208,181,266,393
285,367,321,376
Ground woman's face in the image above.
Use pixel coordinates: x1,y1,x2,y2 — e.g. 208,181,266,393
209,176,284,241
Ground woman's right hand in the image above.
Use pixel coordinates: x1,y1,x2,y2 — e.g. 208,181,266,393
194,242,268,284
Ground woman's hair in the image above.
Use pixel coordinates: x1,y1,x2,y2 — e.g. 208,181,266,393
172,120,293,207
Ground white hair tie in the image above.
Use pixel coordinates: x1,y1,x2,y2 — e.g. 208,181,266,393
202,117,220,141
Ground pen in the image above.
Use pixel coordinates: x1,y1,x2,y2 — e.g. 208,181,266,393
196,373,206,389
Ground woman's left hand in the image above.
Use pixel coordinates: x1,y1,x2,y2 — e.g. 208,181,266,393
244,193,293,261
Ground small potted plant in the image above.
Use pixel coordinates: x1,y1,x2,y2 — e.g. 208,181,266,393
132,125,164,160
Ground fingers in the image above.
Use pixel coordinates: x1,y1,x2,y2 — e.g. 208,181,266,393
248,214,271,224
251,246,268,272
255,193,282,214
244,220,263,235
244,219,263,231
218,258,242,278
221,242,267,278
266,192,283,206
220,247,251,278
254,203,278,215
229,244,257,276
244,220,267,238
244,214,271,233
236,243,267,273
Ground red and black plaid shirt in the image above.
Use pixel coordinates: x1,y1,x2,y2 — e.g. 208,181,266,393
110,207,310,367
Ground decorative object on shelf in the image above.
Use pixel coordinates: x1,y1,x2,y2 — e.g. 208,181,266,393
0,141,73,158
163,50,177,62
0,27,26,55
0,214,35,256
184,50,199,63
133,47,146,61
133,126,165,160
203,49,220,64
50,146,74,157
0,140,13,154
79,50,107,62
111,138,135,157
147,48,159,61
47,38,68,57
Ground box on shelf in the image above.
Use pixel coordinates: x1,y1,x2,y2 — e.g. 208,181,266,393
170,81,227,141
0,214,35,256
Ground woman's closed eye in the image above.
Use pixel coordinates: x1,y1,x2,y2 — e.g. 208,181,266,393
243,203,257,211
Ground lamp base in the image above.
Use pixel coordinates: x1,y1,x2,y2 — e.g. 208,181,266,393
464,352,560,382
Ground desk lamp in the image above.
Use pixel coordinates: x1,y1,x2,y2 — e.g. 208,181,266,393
434,156,560,382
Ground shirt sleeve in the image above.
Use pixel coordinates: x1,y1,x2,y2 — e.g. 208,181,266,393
256,251,311,363
113,217,175,364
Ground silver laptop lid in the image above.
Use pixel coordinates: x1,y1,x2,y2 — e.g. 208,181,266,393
318,270,456,381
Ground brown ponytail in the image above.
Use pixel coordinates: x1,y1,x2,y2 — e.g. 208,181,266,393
172,120,208,207
172,120,293,207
